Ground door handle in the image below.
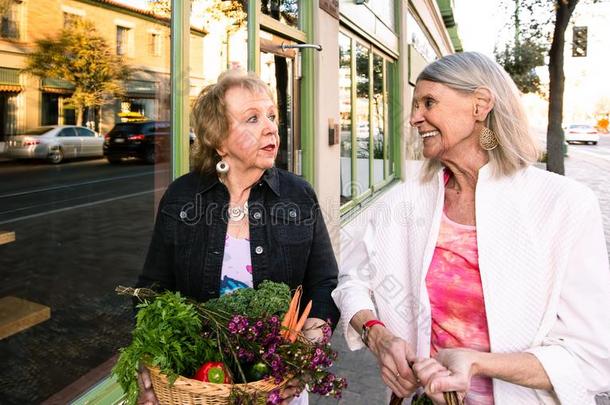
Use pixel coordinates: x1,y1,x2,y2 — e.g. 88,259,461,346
280,42,323,52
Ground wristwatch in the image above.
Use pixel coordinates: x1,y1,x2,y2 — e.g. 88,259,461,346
361,319,386,347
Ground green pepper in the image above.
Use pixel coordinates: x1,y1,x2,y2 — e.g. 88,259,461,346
246,362,269,382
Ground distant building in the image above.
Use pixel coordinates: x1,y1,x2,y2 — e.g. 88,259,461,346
0,0,206,142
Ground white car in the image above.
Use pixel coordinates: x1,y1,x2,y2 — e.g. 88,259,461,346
5,125,103,164
564,124,599,145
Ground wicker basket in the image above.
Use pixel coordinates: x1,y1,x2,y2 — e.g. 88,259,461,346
147,365,290,405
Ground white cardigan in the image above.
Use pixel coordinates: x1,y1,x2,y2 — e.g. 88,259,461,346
332,161,610,404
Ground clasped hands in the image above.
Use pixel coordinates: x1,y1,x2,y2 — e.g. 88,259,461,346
367,327,477,404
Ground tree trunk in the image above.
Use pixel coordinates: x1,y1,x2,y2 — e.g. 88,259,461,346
77,106,84,127
546,0,578,175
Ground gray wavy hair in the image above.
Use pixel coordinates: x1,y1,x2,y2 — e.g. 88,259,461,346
416,52,540,180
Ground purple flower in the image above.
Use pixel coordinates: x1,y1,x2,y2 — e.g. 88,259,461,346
320,323,332,344
228,315,249,335
237,347,255,362
267,389,281,405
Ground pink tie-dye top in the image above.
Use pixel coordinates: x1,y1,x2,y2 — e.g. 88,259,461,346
426,204,494,404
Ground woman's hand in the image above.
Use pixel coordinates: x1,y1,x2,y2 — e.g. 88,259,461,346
414,349,479,403
301,317,331,343
279,378,306,404
412,357,453,405
367,326,419,398
278,317,328,404
137,366,159,405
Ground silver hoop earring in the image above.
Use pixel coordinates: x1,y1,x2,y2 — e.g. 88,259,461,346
216,160,229,174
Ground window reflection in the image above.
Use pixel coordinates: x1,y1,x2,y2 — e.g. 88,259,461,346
261,0,299,28
372,54,385,185
260,52,294,172
0,1,184,402
355,43,370,191
387,60,395,177
339,32,397,208
0,0,20,40
339,33,352,204
196,0,248,77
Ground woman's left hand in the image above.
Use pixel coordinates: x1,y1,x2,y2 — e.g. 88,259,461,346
279,378,306,404
301,317,331,343
413,349,479,404
279,318,329,404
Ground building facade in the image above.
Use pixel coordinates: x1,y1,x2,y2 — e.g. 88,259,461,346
0,0,206,145
0,0,460,402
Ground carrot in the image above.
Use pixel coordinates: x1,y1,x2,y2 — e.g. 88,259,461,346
288,299,312,342
281,286,302,339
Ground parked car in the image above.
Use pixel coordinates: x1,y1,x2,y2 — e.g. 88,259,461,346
564,123,599,145
103,121,195,164
5,125,102,164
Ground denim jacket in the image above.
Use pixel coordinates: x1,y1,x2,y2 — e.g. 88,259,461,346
137,167,340,326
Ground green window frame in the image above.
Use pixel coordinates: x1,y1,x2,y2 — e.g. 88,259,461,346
248,0,316,183
339,29,398,215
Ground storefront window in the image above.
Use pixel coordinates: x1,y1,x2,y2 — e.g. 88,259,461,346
261,0,299,28
339,33,352,204
339,30,396,210
195,0,247,75
260,51,295,172
355,42,370,191
372,53,385,185
386,60,396,178
0,1,173,402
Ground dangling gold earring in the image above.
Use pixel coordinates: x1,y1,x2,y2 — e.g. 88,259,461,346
479,127,499,151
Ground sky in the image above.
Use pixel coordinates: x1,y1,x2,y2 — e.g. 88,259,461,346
453,0,506,57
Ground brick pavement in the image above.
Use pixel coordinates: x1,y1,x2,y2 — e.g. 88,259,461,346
311,151,610,405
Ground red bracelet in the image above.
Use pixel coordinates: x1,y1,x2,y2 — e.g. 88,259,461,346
363,319,386,329
361,319,386,346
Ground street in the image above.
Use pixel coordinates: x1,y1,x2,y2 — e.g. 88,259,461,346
0,158,164,225
567,132,610,161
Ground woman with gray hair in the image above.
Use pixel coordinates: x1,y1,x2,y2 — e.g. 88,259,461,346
333,51,610,404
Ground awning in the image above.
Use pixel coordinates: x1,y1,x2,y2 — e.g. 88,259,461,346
0,68,22,92
125,80,157,98
42,78,75,94
0,84,22,93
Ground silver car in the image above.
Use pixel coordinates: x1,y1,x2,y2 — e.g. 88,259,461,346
6,125,104,164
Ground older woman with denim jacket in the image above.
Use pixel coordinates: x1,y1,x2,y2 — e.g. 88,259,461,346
332,52,610,404
135,71,339,405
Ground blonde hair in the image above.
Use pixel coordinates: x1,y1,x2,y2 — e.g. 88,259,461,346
416,52,540,181
191,70,275,174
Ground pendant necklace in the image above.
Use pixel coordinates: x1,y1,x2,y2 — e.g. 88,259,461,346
228,201,248,222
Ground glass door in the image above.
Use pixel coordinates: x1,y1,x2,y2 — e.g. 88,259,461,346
259,34,300,174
